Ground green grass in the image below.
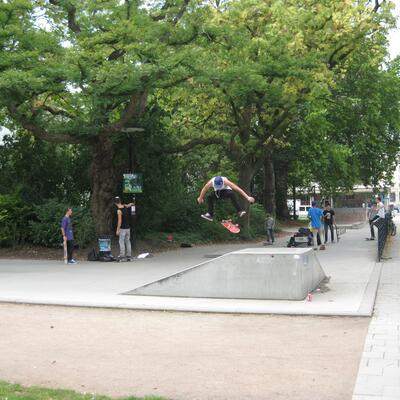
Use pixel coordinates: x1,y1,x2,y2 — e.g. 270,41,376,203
0,381,168,400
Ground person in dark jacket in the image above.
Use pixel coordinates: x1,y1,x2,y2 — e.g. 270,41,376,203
114,197,134,261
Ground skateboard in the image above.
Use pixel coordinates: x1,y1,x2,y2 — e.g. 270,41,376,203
221,219,240,234
63,238,67,264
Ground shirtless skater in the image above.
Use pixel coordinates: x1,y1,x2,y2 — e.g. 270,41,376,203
197,176,255,221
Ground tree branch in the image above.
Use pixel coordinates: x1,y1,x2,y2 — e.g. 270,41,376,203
162,137,226,155
49,0,81,33
173,0,190,25
32,101,76,119
8,103,93,145
102,92,148,134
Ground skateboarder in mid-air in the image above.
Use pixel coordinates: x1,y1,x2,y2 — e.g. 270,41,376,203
197,176,255,221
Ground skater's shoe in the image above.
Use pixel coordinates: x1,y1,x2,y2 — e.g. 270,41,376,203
126,257,133,262
68,259,78,265
201,213,213,222
117,256,126,262
238,211,246,218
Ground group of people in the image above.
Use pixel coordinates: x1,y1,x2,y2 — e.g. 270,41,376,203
60,197,135,264
307,201,336,250
66,174,386,261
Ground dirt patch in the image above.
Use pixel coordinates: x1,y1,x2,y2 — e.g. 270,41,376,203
0,303,368,400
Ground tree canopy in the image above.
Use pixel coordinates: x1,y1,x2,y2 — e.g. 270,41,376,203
1,0,399,239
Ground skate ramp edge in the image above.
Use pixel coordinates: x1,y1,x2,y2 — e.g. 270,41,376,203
124,248,327,301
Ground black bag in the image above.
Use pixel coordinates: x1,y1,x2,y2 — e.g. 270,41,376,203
87,248,99,261
98,253,116,262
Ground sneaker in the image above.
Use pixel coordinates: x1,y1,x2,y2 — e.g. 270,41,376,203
68,259,77,265
201,213,213,222
238,211,246,218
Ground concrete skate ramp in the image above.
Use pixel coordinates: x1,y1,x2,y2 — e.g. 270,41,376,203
125,248,327,301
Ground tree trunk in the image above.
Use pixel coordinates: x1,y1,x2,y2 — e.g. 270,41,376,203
90,135,116,236
275,160,290,219
237,161,256,234
263,152,276,216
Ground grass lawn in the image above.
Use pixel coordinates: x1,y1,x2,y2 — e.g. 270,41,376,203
0,381,167,400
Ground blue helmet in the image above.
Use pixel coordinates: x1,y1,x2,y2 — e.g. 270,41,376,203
213,176,224,190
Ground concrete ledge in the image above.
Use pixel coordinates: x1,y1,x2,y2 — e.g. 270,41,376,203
125,248,327,301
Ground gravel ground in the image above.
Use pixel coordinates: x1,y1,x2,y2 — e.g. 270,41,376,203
0,303,368,400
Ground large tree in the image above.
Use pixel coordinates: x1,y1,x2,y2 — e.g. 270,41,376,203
161,0,396,221
0,0,200,234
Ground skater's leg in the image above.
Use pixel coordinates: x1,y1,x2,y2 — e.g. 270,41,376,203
119,231,126,257
317,231,322,246
206,192,218,217
324,223,328,243
330,224,334,242
270,228,275,243
369,221,375,239
124,229,132,258
220,189,242,213
67,240,74,262
312,229,318,249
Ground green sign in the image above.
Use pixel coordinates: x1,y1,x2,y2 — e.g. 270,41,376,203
123,173,143,193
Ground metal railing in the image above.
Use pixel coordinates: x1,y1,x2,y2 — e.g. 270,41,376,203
377,213,391,261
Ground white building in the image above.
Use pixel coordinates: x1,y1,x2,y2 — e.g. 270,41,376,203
389,164,400,205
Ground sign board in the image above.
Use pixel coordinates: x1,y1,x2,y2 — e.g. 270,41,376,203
123,173,143,193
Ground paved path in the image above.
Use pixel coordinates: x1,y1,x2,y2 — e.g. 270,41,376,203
0,225,380,316
353,220,400,400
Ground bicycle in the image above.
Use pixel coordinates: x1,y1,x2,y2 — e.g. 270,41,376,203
388,216,397,236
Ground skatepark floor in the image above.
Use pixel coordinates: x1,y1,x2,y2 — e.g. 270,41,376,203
0,223,380,316
0,223,383,399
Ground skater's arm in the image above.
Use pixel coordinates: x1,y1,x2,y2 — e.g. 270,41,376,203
197,180,212,204
225,179,255,203
116,209,122,236
60,219,67,242
60,227,66,242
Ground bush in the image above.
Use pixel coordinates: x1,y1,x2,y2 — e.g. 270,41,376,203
248,203,267,237
0,193,34,246
29,199,95,248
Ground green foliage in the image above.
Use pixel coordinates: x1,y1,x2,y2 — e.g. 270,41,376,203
247,203,267,237
0,132,91,204
30,199,95,248
0,0,399,242
0,380,166,400
0,192,34,246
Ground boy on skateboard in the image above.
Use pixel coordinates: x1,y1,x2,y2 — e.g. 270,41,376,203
197,176,255,221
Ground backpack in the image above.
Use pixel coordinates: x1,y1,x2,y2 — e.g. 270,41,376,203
87,248,99,261
98,253,116,262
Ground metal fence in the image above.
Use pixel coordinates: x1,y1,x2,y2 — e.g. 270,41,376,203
377,213,390,261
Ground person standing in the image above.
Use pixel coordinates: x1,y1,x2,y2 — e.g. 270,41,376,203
264,214,275,244
60,207,77,265
367,200,378,240
114,197,133,261
323,203,336,243
197,176,255,221
370,196,385,228
307,201,324,250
